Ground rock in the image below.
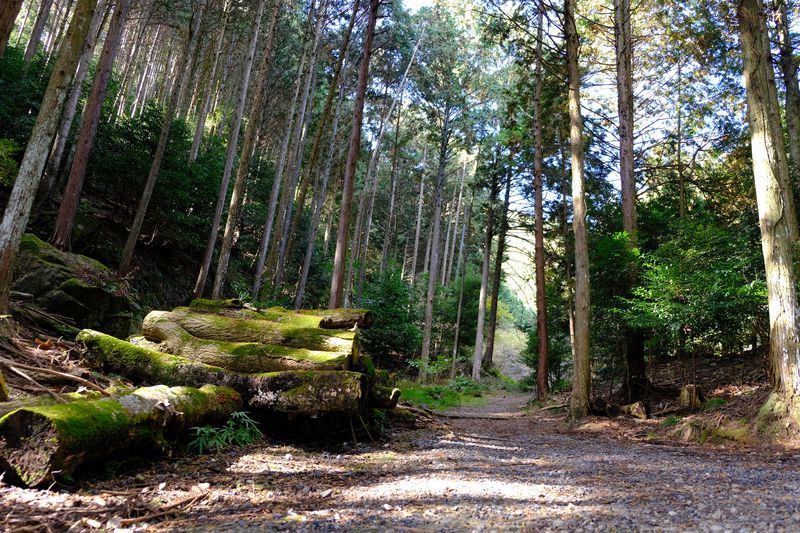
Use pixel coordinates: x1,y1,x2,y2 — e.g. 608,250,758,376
11,234,136,337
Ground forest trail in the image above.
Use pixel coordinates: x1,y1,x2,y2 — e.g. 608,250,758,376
6,392,800,532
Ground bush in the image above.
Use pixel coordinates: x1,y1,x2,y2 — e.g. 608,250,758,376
361,268,421,367
188,411,263,454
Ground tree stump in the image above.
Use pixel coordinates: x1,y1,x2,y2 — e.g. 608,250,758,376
679,384,704,409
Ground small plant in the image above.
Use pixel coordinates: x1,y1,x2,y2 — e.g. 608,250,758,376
448,375,486,397
189,411,263,454
662,415,682,427
702,398,727,412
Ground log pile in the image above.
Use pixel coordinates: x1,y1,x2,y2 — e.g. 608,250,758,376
0,300,398,487
78,302,395,416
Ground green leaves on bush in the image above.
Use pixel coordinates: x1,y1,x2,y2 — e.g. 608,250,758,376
189,411,263,454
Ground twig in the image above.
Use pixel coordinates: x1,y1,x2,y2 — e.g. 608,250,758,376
357,415,376,444
3,365,66,402
0,356,110,396
540,403,569,411
119,492,208,525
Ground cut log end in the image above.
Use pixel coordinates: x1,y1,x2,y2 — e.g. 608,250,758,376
0,410,61,487
318,309,374,330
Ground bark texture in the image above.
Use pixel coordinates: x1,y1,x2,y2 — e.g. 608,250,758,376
738,0,800,413
0,0,99,313
566,0,592,419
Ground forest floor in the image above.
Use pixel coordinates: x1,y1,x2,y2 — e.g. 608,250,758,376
4,392,800,532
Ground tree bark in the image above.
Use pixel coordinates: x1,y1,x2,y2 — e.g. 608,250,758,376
0,0,99,313
566,0,591,419
483,165,511,370
118,0,207,275
533,0,549,400
0,384,241,487
38,0,109,203
420,105,451,374
24,0,54,62
473,159,497,380
738,0,800,409
410,147,427,284
294,55,351,309
0,0,24,57
328,0,380,309
614,0,647,401
450,195,472,379
776,0,800,185
189,0,231,162
252,35,308,297
191,0,265,298
51,0,132,250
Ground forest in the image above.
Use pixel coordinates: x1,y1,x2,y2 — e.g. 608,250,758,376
0,0,800,530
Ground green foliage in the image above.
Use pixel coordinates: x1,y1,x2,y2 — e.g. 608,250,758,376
702,397,727,411
0,138,19,186
625,219,765,357
361,268,421,366
188,411,263,454
398,379,486,410
662,415,682,427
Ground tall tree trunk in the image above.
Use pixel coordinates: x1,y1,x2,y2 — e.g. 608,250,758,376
738,0,800,412
0,0,24,57
420,105,450,375
614,0,647,401
272,5,326,290
50,0,132,250
445,165,464,283
14,0,33,48
46,0,74,62
677,59,686,218
380,100,402,274
566,0,591,419
252,72,303,296
328,0,379,309
776,0,800,185
212,0,277,298
450,195,472,379
282,0,360,274
533,0,549,400
410,147,427,284
294,56,350,309
483,165,511,370
38,0,108,202
24,0,55,62
118,0,207,275
0,0,98,312
473,162,496,380
194,0,265,298
190,0,231,162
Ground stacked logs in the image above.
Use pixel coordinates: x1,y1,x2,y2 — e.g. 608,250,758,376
0,300,398,487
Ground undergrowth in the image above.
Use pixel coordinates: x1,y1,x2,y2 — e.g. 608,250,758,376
399,378,488,410
189,411,263,454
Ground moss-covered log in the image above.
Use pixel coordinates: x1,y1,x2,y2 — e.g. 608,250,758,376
247,371,368,414
78,330,369,415
316,309,374,330
145,308,358,352
0,384,241,487
188,300,373,330
141,311,353,373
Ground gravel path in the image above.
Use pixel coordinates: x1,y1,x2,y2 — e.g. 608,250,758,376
4,394,800,532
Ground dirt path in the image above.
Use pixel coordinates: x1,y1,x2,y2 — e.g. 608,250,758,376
4,393,800,532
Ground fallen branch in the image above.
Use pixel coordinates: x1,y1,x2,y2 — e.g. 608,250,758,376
540,403,569,411
119,491,208,525
0,356,109,396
